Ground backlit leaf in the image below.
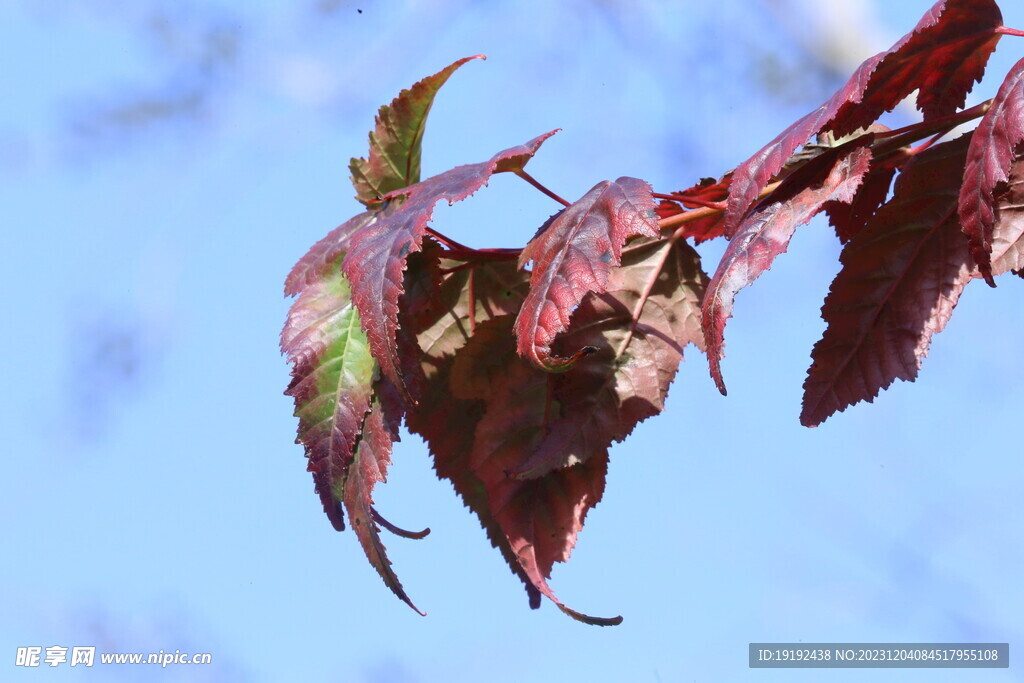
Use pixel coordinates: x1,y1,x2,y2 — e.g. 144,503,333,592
413,317,621,625
704,143,873,394
988,150,1024,275
512,237,707,478
281,263,376,531
349,56,483,206
801,136,976,426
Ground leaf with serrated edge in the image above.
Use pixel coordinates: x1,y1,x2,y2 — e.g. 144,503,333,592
959,56,1024,285
281,263,376,531
451,317,619,625
725,0,1004,235
512,237,707,478
801,135,976,427
705,143,873,395
342,131,557,395
342,382,426,615
284,211,378,297
515,177,660,371
406,326,620,626
349,56,483,206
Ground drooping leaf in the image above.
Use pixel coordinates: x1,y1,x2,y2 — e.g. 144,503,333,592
801,135,976,427
725,0,1004,234
704,143,874,395
515,177,660,370
959,56,1024,285
342,381,426,615
342,131,557,394
411,316,620,625
511,237,707,479
403,352,542,605
349,56,483,206
281,262,376,531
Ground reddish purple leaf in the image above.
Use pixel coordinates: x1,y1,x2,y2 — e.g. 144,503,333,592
515,177,660,370
342,131,556,394
725,0,1003,234
801,136,975,427
342,383,426,616
407,320,620,626
704,143,874,395
350,56,483,206
512,237,707,478
959,56,1024,285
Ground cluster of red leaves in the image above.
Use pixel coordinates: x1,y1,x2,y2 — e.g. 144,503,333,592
283,0,1024,624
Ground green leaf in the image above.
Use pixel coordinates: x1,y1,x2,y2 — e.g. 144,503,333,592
281,262,376,531
349,55,484,205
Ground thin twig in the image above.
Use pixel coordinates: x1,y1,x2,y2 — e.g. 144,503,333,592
515,170,571,207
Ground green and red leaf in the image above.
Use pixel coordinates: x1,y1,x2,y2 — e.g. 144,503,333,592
282,262,376,531
349,55,483,206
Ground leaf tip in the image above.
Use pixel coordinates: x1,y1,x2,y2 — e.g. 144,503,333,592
557,604,623,626
708,356,728,396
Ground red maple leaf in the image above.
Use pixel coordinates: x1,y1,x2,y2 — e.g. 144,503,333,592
342,382,427,616
989,151,1024,275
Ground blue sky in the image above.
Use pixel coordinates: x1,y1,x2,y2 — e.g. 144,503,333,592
3,1,1024,681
